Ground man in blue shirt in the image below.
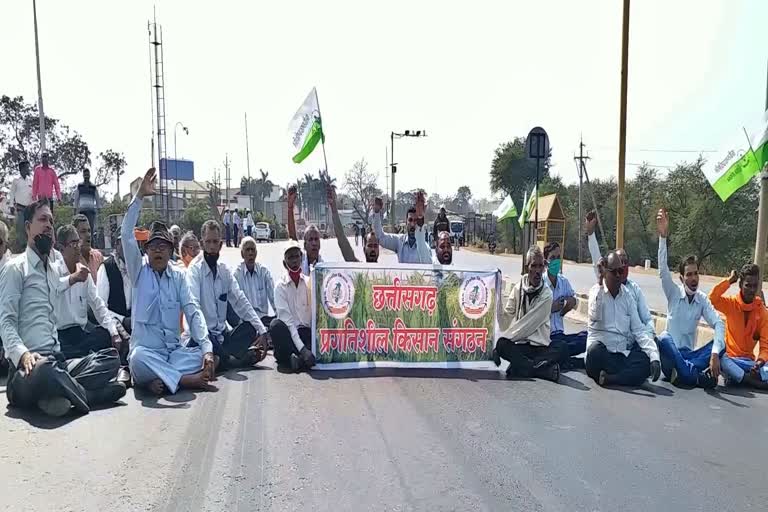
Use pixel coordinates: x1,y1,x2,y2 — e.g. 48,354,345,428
371,193,431,264
655,209,724,388
122,168,214,396
544,242,587,365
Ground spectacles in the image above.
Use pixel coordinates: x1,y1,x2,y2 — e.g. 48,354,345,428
146,241,170,252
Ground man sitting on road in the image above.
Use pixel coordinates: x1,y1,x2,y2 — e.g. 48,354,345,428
371,193,431,264
543,241,587,365
655,209,724,388
0,200,125,417
123,169,215,396
493,246,562,382
97,234,132,333
324,178,380,263
433,231,453,265
73,214,104,282
178,231,201,268
186,222,269,371
54,224,121,360
586,212,654,337
0,220,9,369
709,263,768,389
271,242,316,373
586,252,661,387
232,236,277,327
286,185,324,273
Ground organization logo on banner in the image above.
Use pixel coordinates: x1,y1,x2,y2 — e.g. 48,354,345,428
322,271,356,319
459,276,491,319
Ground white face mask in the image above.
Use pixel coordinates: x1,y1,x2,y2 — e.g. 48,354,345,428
683,282,697,296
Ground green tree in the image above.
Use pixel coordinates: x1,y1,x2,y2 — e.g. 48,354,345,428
95,149,127,194
489,137,550,199
181,199,214,238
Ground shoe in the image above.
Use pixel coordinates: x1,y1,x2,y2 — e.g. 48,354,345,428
37,397,72,417
669,367,680,386
492,349,501,367
598,370,609,387
86,381,127,406
697,370,717,389
290,353,303,373
117,367,132,388
536,362,560,383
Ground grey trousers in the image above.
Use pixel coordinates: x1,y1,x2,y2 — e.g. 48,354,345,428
6,348,120,414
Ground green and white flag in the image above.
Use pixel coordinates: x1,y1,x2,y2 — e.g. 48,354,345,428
704,112,768,201
517,190,528,228
493,194,518,221
518,185,538,227
289,87,325,164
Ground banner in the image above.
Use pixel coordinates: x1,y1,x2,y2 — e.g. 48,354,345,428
312,262,501,370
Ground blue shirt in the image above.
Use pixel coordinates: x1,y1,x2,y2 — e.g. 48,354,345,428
122,197,212,355
371,212,431,264
658,237,725,351
544,272,575,333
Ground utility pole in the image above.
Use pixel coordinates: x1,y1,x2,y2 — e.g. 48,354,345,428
224,154,231,209
574,137,589,263
616,0,631,249
245,112,253,213
753,59,768,290
32,0,46,156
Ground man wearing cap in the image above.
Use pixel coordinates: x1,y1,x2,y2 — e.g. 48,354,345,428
186,221,269,370
121,168,214,395
270,241,316,372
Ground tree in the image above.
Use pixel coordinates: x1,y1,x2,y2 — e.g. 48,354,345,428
94,149,127,193
343,158,381,227
489,136,551,200
253,169,275,213
452,185,473,213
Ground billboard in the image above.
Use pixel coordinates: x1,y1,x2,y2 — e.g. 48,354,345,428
160,158,194,181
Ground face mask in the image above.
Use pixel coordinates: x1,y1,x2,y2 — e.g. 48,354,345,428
203,251,219,270
684,283,697,296
33,234,53,256
547,258,562,276
286,263,302,284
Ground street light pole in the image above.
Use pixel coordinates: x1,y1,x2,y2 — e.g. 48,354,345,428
32,0,46,156
390,130,427,230
174,121,188,219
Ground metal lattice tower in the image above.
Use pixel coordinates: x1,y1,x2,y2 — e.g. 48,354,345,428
149,16,168,216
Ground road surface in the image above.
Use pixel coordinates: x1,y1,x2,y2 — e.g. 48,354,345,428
1,237,766,511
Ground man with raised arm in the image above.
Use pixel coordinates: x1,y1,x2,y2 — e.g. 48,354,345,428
324,178,379,263
287,185,324,273
586,212,654,336
586,251,661,387
709,264,768,389
122,168,214,396
0,200,124,417
655,208,724,388
370,193,431,264
493,246,562,382
186,221,268,370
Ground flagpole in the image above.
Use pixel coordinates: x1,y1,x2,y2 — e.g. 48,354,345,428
313,87,330,173
752,59,768,291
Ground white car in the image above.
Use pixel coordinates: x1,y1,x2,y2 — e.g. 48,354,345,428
254,222,272,242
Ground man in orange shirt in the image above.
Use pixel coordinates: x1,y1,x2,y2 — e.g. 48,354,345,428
709,263,768,389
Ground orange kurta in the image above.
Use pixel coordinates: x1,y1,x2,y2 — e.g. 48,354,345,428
708,279,768,361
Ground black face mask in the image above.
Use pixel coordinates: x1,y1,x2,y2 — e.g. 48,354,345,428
203,251,219,271
34,234,53,256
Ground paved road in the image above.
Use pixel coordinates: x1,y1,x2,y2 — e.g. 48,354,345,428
1,238,766,511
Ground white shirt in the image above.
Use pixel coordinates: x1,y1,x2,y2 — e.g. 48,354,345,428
0,248,72,367
499,277,553,346
233,262,275,317
588,232,654,334
233,213,241,227
54,261,118,337
245,214,254,228
302,253,323,275
658,237,725,351
0,250,10,271
9,175,33,207
96,257,133,322
185,256,267,339
274,273,312,351
587,283,659,362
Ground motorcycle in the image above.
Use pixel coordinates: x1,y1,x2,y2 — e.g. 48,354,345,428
488,239,497,255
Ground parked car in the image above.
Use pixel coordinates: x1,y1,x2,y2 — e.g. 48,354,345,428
254,222,272,242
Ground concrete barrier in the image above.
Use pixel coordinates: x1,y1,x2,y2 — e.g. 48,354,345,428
501,277,715,350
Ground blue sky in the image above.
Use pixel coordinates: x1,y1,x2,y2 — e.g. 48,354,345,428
2,0,766,200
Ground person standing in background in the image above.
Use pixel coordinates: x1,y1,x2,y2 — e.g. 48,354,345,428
32,152,62,207
223,209,232,247
73,169,99,247
233,209,241,247
10,160,33,252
